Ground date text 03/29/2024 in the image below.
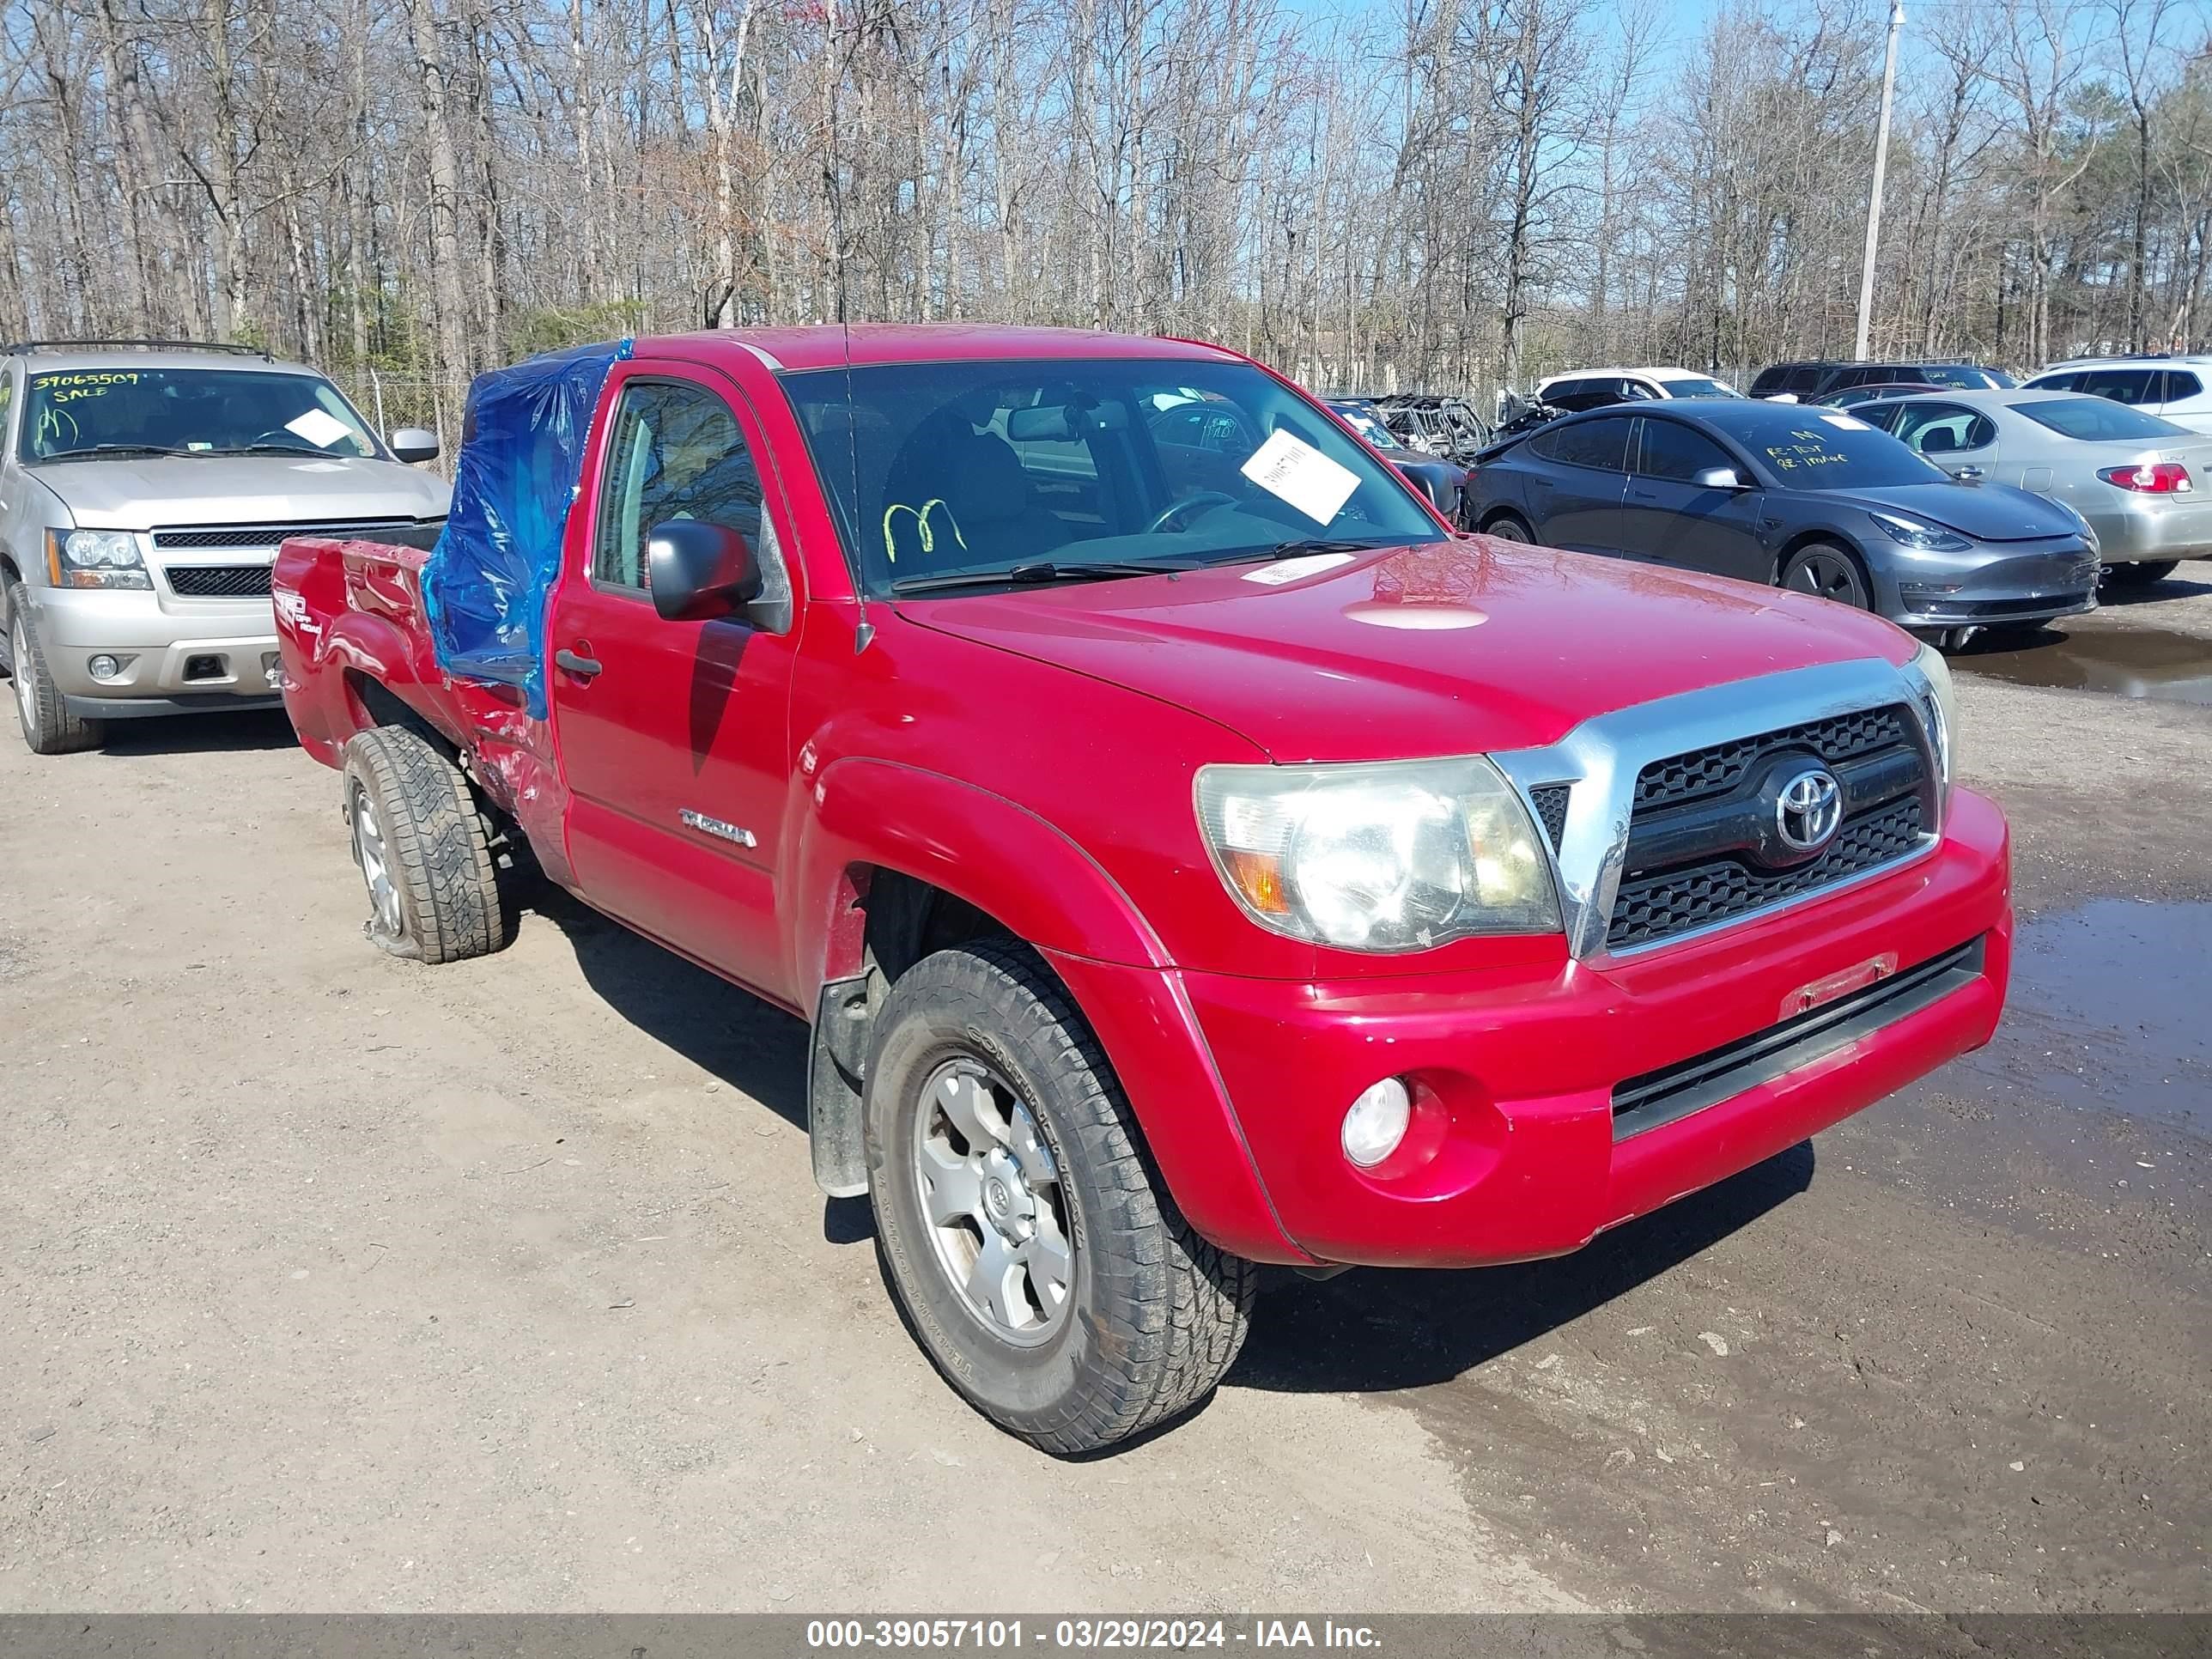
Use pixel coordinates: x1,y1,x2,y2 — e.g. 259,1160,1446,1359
805,1620,1382,1650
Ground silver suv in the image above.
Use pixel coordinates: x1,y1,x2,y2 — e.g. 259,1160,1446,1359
0,340,451,753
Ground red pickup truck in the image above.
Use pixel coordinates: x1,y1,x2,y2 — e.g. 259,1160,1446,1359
274,325,2010,1455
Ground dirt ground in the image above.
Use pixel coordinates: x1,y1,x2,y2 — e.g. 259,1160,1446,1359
1,573,2207,1615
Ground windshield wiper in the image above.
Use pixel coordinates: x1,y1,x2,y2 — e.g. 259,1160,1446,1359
889,560,1188,596
198,442,329,457
1262,536,1401,559
32,443,191,462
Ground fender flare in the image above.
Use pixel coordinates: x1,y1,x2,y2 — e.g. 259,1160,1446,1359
792,757,1172,994
787,757,1298,1261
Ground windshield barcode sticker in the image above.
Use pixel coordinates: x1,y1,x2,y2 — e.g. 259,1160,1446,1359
1243,551,1357,585
1240,429,1359,525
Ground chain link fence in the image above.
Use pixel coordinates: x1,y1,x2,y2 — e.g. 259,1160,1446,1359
331,373,472,477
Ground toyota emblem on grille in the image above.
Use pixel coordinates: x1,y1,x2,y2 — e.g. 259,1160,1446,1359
1776,767,1844,852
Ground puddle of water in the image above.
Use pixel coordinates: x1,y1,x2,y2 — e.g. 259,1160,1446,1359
1949,897,2211,1138
1953,626,2212,706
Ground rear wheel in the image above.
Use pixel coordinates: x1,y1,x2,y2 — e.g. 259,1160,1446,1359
2103,559,2178,587
865,940,1255,1455
1779,542,1872,610
4,579,102,755
1482,512,1535,544
340,726,514,963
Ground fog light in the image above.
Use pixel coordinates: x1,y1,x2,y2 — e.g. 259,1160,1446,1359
87,654,122,681
1341,1077,1412,1168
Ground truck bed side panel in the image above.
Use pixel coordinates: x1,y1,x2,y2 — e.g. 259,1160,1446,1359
274,534,574,885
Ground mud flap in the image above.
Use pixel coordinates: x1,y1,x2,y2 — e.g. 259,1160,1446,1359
808,973,872,1198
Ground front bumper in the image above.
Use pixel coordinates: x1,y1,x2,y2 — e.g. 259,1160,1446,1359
27,584,281,710
1876,537,2099,628
1090,787,2010,1269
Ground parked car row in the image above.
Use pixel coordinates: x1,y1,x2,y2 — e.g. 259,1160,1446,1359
1462,398,2104,642
1462,349,2209,629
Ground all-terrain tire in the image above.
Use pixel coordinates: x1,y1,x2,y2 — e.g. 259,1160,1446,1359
340,726,514,963
4,577,103,755
865,939,1256,1455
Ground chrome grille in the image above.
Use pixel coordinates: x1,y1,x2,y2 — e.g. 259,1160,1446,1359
166,564,273,599
1605,702,1934,951
152,520,416,550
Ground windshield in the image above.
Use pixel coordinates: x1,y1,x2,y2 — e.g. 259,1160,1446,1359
21,367,380,462
2012,397,2187,442
781,359,1443,595
1743,413,1948,489
1920,365,2005,390
1660,377,1740,399
1328,404,1408,451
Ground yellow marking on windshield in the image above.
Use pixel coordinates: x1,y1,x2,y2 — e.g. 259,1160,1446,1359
882,499,967,566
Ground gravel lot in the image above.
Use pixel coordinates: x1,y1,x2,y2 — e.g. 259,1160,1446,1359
2,574,2207,1613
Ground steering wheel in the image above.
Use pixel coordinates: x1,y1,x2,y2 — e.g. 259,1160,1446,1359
1143,491,1240,537
247,429,311,450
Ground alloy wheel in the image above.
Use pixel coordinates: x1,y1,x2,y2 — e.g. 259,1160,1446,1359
1784,550,1869,608
911,1054,1074,1346
12,616,35,736
350,780,403,939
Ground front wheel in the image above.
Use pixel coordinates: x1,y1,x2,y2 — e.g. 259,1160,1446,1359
865,940,1255,1455
5,580,103,755
1779,542,1873,609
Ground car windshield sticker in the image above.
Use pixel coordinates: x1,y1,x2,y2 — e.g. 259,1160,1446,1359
1820,413,1872,430
284,408,355,449
1243,550,1357,585
1240,428,1360,525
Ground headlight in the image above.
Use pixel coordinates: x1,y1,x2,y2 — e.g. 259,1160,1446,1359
1869,512,1972,553
46,528,151,591
1908,641,1958,786
1195,757,1560,951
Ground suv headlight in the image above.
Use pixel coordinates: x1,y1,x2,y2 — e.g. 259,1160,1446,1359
1908,641,1958,786
47,528,151,591
1869,511,1972,553
1195,757,1560,951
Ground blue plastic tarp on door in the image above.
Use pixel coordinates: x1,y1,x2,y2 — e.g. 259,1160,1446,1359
422,337,633,716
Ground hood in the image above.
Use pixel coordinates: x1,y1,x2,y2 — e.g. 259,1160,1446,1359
32,453,451,530
896,538,1913,763
1822,480,2075,543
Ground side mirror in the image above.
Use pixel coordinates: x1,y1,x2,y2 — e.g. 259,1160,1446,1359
1692,465,1750,489
388,427,441,464
647,519,763,623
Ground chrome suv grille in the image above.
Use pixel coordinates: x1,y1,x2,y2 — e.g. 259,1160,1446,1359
166,564,273,599
1607,703,1934,951
153,520,415,550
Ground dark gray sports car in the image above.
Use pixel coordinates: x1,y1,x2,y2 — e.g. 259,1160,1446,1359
1464,399,2098,639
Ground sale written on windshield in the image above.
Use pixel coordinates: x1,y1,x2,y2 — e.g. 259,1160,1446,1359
23,366,379,462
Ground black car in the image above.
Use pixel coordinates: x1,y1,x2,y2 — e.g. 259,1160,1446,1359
1808,380,1941,408
1327,398,1469,520
1749,360,2015,401
1462,400,2097,638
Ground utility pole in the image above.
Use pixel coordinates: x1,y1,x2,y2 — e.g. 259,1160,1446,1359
1854,0,1905,361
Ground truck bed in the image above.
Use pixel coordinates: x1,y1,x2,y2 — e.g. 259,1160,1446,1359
272,534,574,884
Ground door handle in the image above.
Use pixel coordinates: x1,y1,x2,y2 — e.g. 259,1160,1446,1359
1629,489,1658,501
555,647,602,678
